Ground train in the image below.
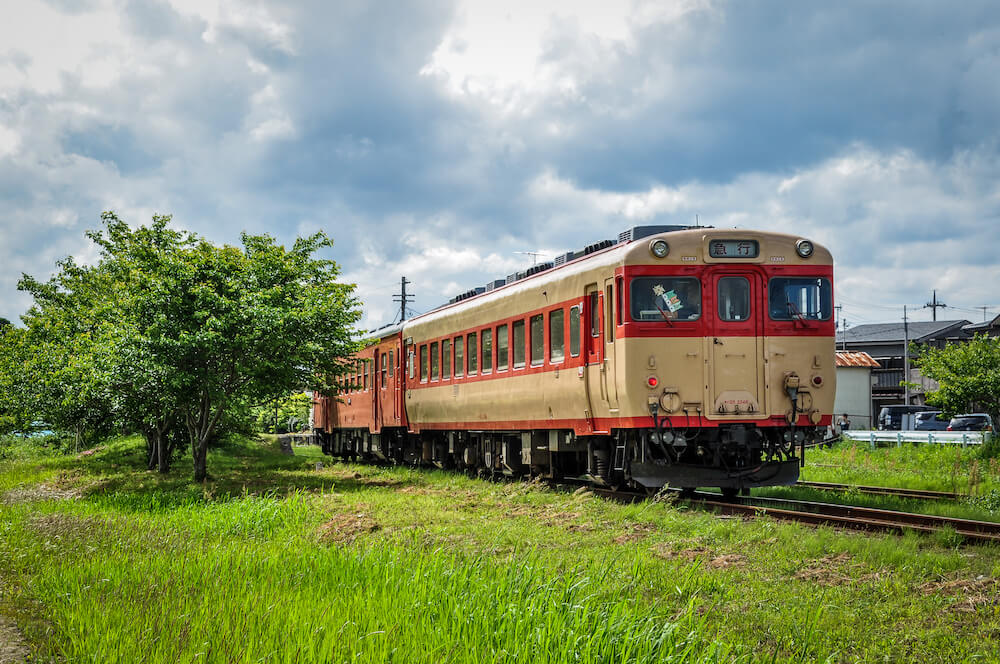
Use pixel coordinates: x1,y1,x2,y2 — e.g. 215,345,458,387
312,225,836,496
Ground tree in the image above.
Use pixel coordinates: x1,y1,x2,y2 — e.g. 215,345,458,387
912,334,1000,423
13,212,360,480
82,213,360,481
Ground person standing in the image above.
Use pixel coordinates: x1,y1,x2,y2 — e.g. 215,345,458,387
837,413,851,432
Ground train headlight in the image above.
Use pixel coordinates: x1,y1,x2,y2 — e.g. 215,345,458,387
646,375,659,389
795,239,814,258
650,239,670,258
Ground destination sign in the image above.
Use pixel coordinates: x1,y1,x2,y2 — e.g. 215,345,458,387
708,239,759,258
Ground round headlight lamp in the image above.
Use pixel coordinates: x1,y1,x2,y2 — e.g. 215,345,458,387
650,239,670,258
795,239,814,258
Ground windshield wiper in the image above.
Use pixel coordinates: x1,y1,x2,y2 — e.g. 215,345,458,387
655,301,675,327
785,300,812,328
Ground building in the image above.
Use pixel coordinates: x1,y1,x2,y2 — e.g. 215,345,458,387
833,351,880,429
961,314,1000,338
836,319,970,417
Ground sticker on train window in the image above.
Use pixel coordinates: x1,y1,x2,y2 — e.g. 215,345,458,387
653,285,683,312
708,240,759,258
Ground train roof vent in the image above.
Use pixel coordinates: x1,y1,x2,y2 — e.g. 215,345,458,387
583,239,614,255
553,251,575,266
618,225,692,244
524,261,554,277
485,279,506,291
506,271,520,284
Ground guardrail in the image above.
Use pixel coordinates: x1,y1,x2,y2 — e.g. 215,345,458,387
841,430,989,447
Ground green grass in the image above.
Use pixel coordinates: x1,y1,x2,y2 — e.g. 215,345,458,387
2,435,1000,662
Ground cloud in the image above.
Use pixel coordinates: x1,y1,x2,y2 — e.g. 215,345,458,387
2,0,1000,337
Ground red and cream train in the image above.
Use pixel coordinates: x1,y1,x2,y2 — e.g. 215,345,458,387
312,225,836,495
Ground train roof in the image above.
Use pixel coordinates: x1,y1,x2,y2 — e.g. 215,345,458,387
404,225,831,330
357,322,404,343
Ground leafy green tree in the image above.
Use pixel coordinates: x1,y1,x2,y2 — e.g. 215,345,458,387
84,213,360,481
15,258,117,451
913,334,1000,423
13,212,359,480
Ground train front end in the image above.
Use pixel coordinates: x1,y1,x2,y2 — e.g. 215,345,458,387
614,228,836,493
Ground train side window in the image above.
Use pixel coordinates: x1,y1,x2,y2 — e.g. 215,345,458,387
569,306,581,357
513,319,526,368
616,277,624,326
430,342,440,381
468,332,478,374
454,336,464,377
419,345,428,382
529,314,544,366
497,324,509,371
380,354,387,386
363,361,368,391
407,349,414,379
718,277,750,322
355,362,361,391
442,339,451,379
589,292,600,337
481,329,493,373
389,350,394,378
549,309,565,363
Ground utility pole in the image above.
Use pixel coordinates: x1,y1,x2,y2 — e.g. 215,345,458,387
978,306,990,322
924,290,946,321
392,277,414,321
835,304,846,351
903,305,910,405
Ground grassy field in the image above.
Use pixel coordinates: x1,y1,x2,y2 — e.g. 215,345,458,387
1,435,999,663
757,440,1000,522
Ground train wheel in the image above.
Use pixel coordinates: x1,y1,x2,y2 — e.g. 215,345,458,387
720,487,739,501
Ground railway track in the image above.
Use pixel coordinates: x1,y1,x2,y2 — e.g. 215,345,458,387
794,480,965,501
589,487,1000,544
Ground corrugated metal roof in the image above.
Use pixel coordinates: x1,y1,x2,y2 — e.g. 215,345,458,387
836,351,881,368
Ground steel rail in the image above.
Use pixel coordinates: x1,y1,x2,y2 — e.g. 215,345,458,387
588,486,1000,544
794,480,965,501
693,493,1000,545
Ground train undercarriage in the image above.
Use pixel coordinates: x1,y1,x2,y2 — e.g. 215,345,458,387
315,423,820,496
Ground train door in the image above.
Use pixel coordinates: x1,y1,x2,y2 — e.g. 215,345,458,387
583,284,608,433
602,277,620,411
372,349,381,431
707,269,766,418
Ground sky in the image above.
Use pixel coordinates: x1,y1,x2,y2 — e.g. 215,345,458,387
2,0,1000,332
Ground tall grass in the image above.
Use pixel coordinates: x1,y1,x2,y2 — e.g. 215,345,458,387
26,536,747,663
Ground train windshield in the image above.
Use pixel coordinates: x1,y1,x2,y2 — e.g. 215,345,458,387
630,277,701,321
768,277,832,320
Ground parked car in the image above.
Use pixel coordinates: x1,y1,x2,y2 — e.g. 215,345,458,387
913,411,950,431
877,405,927,430
946,414,994,432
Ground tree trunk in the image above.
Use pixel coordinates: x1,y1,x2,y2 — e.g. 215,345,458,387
188,393,224,483
145,432,157,470
157,432,171,473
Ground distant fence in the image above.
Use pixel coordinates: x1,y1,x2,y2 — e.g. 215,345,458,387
841,430,990,448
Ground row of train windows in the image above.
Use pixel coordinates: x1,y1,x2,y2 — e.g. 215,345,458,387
414,307,583,383
338,350,396,394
